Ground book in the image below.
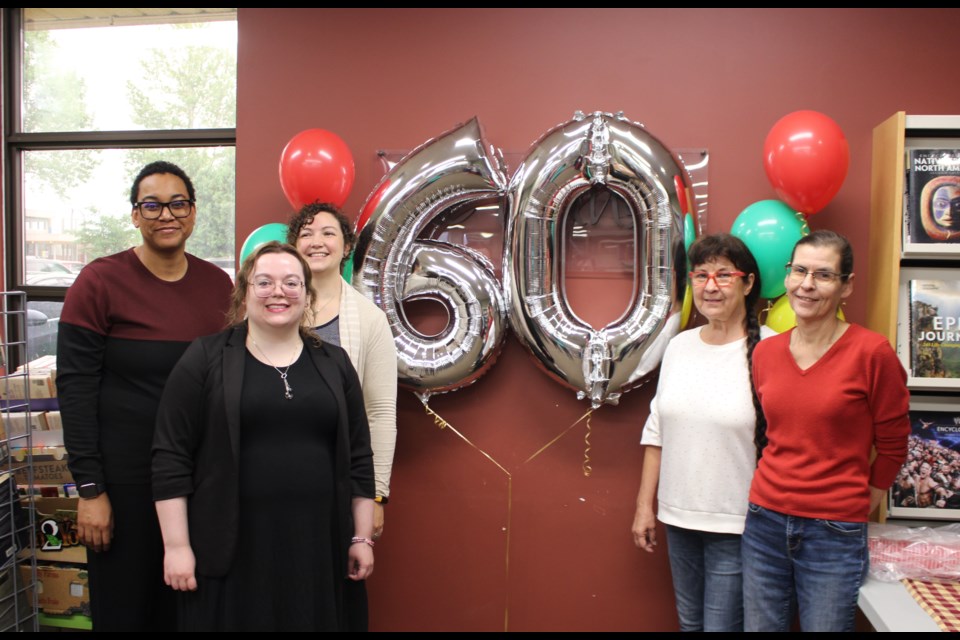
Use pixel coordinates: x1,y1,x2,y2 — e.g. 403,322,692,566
891,409,960,511
906,148,960,244
908,279,960,379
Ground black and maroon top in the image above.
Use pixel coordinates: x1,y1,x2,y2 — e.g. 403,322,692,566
57,248,233,486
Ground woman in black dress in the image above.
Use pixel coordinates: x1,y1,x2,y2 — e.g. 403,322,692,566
152,241,375,631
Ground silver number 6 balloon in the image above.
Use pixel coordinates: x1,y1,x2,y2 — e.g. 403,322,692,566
505,111,687,407
352,118,509,401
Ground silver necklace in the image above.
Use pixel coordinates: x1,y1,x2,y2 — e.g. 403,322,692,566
250,336,298,400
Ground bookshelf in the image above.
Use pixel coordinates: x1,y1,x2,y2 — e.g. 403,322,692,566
868,112,960,523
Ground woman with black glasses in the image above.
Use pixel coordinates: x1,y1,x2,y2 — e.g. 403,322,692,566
57,160,233,631
152,241,375,631
742,229,909,632
632,233,773,631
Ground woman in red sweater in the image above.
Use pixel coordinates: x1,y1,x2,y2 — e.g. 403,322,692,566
742,230,910,632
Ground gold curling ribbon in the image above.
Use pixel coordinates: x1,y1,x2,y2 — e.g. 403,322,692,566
420,397,512,631
523,407,594,465
421,398,510,477
757,299,772,326
582,410,593,477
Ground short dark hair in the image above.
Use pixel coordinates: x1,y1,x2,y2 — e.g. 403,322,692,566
286,201,357,270
688,233,763,313
129,161,196,205
791,229,853,280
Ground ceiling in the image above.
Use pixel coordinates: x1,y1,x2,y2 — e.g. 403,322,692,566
23,8,237,30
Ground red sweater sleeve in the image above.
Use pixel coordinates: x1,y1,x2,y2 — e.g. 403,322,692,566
867,340,910,490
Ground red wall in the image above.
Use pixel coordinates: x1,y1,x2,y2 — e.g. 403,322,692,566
236,9,960,631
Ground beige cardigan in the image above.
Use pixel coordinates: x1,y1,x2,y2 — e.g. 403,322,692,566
339,277,398,499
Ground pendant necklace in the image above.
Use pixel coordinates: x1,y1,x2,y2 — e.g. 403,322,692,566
250,336,299,400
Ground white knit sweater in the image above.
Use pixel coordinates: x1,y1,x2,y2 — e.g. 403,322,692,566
640,325,774,534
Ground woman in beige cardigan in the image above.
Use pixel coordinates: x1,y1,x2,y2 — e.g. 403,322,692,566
288,202,398,537
289,202,398,632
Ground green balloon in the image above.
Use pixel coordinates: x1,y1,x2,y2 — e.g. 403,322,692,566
341,253,354,284
730,200,809,299
683,213,696,271
239,223,289,265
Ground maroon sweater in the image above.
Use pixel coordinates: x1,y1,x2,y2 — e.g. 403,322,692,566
57,249,232,485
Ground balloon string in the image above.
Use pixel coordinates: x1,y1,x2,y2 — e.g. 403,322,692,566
503,478,512,633
420,398,511,478
582,411,593,477
523,408,594,465
758,300,772,326
419,397,512,631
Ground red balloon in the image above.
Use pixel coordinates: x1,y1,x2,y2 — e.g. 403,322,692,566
763,110,849,216
278,129,355,209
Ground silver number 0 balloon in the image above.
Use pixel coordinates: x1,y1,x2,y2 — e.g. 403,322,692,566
352,118,509,401
505,112,687,407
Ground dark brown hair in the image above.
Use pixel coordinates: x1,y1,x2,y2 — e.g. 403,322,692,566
688,233,767,462
286,201,357,270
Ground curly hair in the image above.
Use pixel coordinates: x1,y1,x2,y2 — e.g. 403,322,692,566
286,201,357,271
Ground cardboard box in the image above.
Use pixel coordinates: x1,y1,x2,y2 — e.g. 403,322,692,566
0,376,25,401
0,373,54,400
41,412,61,431
0,564,33,631
27,497,86,564
3,412,45,438
13,446,72,488
19,564,89,617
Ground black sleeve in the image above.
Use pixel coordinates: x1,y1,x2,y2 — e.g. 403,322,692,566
152,338,209,501
56,322,107,486
338,348,374,499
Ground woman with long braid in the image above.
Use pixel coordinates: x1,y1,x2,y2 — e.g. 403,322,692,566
632,233,774,632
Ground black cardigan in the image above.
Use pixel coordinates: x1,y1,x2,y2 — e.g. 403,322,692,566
152,322,374,578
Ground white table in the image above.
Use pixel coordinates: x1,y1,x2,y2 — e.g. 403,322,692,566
858,576,941,632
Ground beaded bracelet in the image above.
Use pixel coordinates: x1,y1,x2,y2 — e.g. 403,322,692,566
351,536,375,548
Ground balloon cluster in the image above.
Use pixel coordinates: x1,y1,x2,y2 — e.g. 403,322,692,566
730,110,849,330
351,112,694,407
242,111,848,405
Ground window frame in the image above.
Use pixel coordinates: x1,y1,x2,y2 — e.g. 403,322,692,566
1,8,237,366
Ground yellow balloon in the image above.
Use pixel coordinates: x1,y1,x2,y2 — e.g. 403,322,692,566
765,295,794,332
764,295,845,333
681,283,693,329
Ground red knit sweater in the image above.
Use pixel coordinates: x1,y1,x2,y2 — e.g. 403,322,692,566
749,324,910,522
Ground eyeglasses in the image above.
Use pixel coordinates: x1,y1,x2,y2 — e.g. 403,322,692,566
688,270,746,287
785,263,847,285
252,278,305,298
133,200,195,219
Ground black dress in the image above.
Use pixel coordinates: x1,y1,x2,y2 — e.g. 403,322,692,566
178,349,342,631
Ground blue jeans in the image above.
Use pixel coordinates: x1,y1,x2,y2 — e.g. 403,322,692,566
741,502,868,632
664,524,744,632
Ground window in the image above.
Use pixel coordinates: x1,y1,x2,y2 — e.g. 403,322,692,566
3,8,238,363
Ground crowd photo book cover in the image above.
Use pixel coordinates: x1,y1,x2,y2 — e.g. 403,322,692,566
890,402,960,519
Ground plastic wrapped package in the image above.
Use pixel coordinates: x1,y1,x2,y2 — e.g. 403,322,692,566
868,522,960,582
